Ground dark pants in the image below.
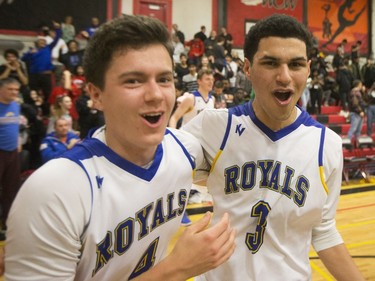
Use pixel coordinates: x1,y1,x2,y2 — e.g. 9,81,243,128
0,149,21,228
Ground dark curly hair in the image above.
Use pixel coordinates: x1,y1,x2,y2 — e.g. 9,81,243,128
244,14,312,64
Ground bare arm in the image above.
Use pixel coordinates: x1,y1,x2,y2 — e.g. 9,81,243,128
169,93,194,128
132,212,236,281
318,243,365,281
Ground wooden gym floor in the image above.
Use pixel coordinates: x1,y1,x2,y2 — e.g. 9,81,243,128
0,180,373,280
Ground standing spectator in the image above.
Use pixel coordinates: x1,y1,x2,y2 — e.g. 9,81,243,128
225,54,237,88
59,39,84,73
21,21,62,110
366,83,375,137
350,40,361,61
81,17,101,39
349,51,362,82
204,30,217,57
332,45,345,72
26,89,45,169
337,38,348,56
45,27,68,64
0,49,29,101
170,69,215,128
362,56,375,90
39,117,80,164
308,68,324,114
172,23,185,45
169,69,215,225
347,80,366,147
45,27,68,83
61,15,76,43
172,34,185,64
211,36,226,73
194,25,207,43
75,84,104,139
336,60,354,112
186,34,205,67
174,53,189,84
219,27,233,55
0,78,21,239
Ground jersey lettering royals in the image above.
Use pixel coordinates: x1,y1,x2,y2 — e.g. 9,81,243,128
183,102,343,281
181,90,214,126
64,127,201,280
5,126,206,280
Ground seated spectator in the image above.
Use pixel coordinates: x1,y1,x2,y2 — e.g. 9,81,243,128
48,70,81,128
182,63,198,92
39,117,80,164
212,80,226,108
46,94,74,134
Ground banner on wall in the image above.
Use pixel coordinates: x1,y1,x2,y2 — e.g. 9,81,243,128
227,0,304,48
308,0,368,55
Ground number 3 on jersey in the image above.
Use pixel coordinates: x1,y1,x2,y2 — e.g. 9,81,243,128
129,237,159,280
245,201,271,254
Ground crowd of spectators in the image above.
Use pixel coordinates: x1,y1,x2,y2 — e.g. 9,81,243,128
2,15,375,174
305,38,375,143
0,16,105,172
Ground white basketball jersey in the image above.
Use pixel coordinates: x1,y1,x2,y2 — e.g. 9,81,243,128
70,128,200,280
5,127,205,281
183,102,343,281
182,90,214,126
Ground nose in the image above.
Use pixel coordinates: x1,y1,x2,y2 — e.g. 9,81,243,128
276,64,292,85
144,80,164,102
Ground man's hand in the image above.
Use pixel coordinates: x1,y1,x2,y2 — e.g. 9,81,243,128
167,212,236,279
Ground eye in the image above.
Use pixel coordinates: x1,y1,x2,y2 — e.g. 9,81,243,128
125,79,141,84
289,60,307,69
262,60,278,67
158,76,173,84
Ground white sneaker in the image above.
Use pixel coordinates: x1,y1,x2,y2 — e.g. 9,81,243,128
188,192,203,204
202,192,213,203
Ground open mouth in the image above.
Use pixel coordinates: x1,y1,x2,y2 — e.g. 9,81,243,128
142,113,162,124
273,90,292,102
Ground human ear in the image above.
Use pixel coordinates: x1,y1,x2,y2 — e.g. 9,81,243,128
87,83,104,111
243,58,251,79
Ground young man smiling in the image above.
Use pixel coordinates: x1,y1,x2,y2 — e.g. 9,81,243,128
5,15,235,281
183,14,365,281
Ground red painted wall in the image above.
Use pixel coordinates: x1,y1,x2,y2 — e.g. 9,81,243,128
226,0,304,48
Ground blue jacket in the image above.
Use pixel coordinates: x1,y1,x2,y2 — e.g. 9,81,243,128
40,131,80,164
21,29,62,74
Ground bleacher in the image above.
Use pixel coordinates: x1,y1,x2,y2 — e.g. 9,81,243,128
311,106,375,183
